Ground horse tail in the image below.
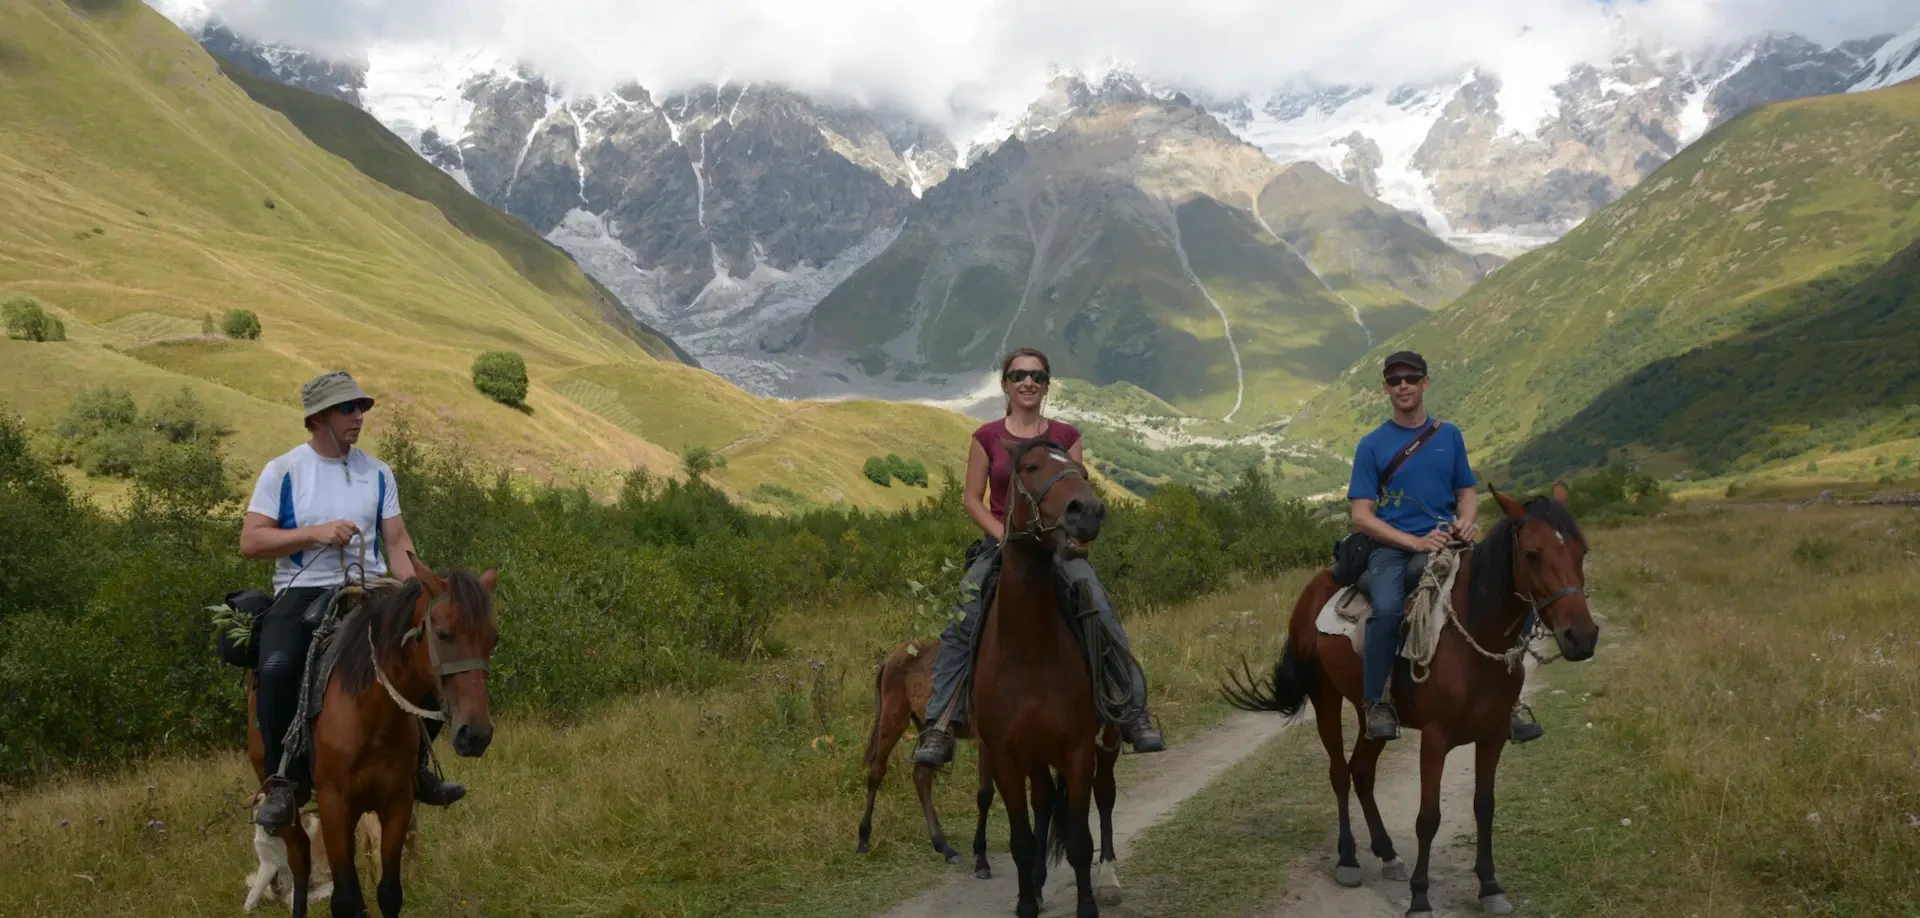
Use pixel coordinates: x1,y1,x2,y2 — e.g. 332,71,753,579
1220,573,1328,717
1046,769,1071,867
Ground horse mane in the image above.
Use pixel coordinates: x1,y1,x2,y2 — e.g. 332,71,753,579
1468,496,1584,622
332,569,494,696
1006,436,1071,464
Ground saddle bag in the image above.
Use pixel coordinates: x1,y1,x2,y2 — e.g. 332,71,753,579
214,588,274,669
1329,531,1376,587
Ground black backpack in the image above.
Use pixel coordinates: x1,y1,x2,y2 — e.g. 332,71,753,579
214,589,275,669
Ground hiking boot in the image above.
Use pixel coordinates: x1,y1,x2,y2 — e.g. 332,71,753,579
1510,703,1544,744
911,727,956,768
1124,713,1166,753
1364,701,1400,741
254,777,299,833
415,764,466,807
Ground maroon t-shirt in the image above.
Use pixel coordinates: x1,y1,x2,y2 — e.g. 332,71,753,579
974,417,1082,520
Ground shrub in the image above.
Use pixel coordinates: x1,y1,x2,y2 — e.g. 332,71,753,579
1562,465,1671,525
471,350,529,406
682,444,726,480
863,456,892,487
888,454,929,488
49,386,227,480
2,297,64,342
220,309,262,340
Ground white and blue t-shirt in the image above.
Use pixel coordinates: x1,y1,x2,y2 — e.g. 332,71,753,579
1347,419,1476,537
246,444,403,592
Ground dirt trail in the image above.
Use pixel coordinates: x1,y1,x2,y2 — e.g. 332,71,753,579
1262,669,1549,918
876,711,1294,918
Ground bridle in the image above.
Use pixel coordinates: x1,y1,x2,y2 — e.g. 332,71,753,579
1006,444,1085,544
372,593,491,723
1508,518,1587,621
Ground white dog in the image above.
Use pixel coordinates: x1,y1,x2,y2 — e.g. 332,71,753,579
243,811,335,911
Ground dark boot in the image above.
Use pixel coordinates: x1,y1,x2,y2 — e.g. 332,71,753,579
414,736,465,806
1123,712,1165,753
1365,701,1400,741
255,776,299,832
1510,702,1544,744
911,726,956,767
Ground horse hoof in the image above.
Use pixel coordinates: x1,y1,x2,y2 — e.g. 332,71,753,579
1334,864,1364,887
1095,862,1124,906
944,851,961,865
976,866,993,880
1481,893,1514,914
857,842,870,855
1381,857,1411,882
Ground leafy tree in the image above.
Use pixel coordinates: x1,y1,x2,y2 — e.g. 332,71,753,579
471,350,529,406
220,309,262,340
682,444,727,479
3,297,64,342
863,457,892,487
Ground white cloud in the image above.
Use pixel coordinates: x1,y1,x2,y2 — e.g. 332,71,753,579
152,0,1920,130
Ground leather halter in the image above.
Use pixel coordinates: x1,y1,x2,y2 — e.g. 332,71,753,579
1508,519,1586,617
1006,445,1084,544
402,595,492,681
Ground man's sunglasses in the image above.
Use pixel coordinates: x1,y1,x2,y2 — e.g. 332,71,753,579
333,400,373,417
1005,369,1051,386
1384,374,1426,388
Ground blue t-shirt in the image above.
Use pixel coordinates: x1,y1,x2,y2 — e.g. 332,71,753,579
1347,419,1476,537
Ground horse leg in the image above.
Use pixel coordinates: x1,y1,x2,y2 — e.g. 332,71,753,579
1000,771,1041,918
284,822,313,918
915,764,960,863
1473,739,1512,915
1092,744,1121,906
858,670,905,856
1312,688,1363,887
375,799,413,918
1066,758,1099,918
1027,767,1054,902
1349,709,1406,881
319,793,365,918
972,754,996,879
1406,730,1449,915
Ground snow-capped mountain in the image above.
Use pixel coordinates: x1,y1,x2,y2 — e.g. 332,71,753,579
1208,32,1893,254
1851,23,1920,90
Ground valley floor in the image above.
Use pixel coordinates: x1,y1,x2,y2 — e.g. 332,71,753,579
4,507,1914,917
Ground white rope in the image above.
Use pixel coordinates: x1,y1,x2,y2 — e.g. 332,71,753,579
1403,546,1463,682
369,628,446,721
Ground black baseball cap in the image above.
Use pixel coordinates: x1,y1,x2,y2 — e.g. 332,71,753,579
1383,350,1427,375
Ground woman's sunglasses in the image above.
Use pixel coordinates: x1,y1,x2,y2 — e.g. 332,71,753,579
1004,369,1051,386
1384,374,1425,388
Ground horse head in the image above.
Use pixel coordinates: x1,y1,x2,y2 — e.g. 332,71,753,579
1002,437,1104,561
1486,483,1599,662
408,553,500,757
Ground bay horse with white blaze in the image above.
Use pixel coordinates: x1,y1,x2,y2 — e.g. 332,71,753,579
1225,484,1599,916
246,554,499,918
973,437,1122,918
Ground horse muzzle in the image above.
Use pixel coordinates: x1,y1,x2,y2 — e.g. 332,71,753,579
1554,625,1599,662
452,722,493,757
1060,496,1105,558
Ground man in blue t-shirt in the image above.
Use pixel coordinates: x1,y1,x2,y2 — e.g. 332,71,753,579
1347,351,1543,743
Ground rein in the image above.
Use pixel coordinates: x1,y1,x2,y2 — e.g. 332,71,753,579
1450,522,1586,672
367,593,491,722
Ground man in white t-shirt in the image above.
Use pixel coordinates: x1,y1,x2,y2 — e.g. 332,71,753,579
240,371,465,833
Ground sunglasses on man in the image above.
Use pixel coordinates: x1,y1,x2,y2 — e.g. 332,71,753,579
333,399,373,416
1384,374,1425,388
1005,369,1051,386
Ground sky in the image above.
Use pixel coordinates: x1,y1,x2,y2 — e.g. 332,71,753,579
154,0,1920,128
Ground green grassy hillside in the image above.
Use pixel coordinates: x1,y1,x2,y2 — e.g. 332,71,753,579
0,0,972,510
1291,82,1920,481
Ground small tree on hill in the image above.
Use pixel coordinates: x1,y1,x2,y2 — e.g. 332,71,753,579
682,445,727,480
220,309,262,340
471,350,529,406
3,297,65,342
863,457,892,487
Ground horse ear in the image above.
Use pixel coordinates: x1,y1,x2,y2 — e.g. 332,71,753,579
410,552,445,594
1551,480,1572,507
1489,484,1526,519
479,568,499,592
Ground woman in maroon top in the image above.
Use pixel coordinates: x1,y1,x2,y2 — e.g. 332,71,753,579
912,347,1164,767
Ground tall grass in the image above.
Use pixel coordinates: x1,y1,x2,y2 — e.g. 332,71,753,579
1494,505,1920,915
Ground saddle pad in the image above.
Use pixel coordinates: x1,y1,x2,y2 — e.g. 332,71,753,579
1315,586,1372,650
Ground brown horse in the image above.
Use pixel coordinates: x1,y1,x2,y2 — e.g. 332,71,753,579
857,637,1122,881
973,437,1122,918
245,555,499,918
1224,484,1599,916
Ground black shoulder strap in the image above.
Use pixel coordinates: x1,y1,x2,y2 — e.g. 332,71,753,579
1378,421,1442,492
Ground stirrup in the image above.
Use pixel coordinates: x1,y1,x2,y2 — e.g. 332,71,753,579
1125,713,1165,753
1364,701,1400,740
912,727,956,767
1510,702,1544,744
255,777,299,831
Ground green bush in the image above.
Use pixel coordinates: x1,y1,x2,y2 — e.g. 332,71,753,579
1562,466,1671,525
886,454,929,488
682,444,726,479
863,456,892,487
49,386,227,480
471,350,529,406
219,309,262,340
0,410,1337,784
3,297,65,342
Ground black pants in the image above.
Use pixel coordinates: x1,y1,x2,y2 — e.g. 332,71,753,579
257,586,441,783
